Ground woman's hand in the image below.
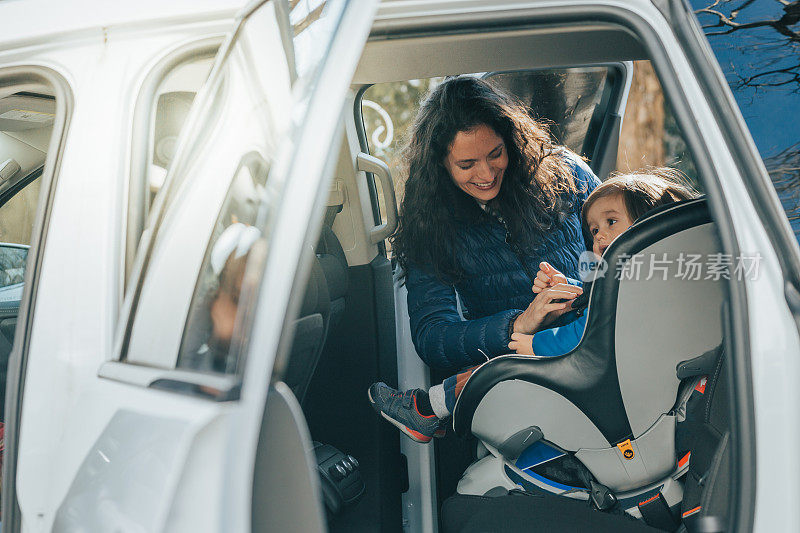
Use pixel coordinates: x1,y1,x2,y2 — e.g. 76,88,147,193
509,332,534,355
532,261,567,294
513,283,583,334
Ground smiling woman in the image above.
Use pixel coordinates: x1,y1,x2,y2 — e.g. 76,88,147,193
444,124,508,203
390,76,600,372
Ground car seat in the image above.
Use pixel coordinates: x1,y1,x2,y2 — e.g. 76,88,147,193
283,225,349,405
450,198,725,519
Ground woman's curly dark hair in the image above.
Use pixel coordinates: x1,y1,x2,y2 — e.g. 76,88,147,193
392,76,579,282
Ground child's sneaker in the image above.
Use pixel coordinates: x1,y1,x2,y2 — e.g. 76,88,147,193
368,382,442,443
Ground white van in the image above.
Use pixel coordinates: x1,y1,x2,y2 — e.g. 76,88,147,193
0,0,797,531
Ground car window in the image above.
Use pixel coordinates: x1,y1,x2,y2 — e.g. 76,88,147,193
0,245,27,291
0,176,38,291
147,55,215,205
0,176,40,248
487,67,616,159
123,0,350,377
0,91,55,293
360,62,700,256
126,45,219,283
691,0,800,240
176,154,268,374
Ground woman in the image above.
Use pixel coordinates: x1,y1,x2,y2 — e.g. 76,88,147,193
391,76,600,372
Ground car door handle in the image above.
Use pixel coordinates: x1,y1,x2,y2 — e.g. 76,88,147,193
356,152,398,244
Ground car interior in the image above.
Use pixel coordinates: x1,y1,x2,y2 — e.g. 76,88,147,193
276,12,738,533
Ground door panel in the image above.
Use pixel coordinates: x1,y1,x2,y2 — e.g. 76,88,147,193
252,383,327,533
15,0,377,530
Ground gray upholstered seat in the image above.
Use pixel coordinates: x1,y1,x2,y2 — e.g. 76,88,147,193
452,199,724,514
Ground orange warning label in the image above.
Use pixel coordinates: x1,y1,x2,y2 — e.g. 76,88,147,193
617,439,635,460
695,376,707,394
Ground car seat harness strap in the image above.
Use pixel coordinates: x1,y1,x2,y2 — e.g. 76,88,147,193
637,491,680,530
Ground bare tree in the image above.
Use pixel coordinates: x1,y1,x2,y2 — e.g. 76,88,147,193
695,0,800,91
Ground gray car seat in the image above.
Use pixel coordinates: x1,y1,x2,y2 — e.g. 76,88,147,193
283,225,348,405
451,199,725,518
441,346,730,533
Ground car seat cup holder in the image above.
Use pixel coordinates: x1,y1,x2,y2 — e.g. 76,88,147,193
453,198,720,522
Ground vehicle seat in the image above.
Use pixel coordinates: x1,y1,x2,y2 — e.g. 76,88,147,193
283,225,348,405
442,345,731,533
316,224,348,330
452,198,724,508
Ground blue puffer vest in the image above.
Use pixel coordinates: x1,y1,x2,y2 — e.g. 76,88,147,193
405,152,600,372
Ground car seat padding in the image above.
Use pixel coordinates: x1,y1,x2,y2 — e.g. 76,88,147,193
454,199,713,447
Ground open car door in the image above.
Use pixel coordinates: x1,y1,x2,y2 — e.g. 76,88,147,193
6,0,377,531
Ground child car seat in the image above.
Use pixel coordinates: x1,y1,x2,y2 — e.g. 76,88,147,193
451,198,725,519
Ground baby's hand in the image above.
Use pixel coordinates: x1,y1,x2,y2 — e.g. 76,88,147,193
532,261,568,294
509,332,534,355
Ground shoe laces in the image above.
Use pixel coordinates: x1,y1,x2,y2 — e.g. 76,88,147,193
401,389,416,409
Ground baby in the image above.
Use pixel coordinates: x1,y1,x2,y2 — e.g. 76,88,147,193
369,168,698,443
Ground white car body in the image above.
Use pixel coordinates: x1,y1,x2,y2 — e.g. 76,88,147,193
0,0,796,532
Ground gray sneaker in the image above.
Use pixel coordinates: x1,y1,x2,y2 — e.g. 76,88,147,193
368,382,444,443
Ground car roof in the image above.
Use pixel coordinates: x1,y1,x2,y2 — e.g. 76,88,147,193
0,0,246,48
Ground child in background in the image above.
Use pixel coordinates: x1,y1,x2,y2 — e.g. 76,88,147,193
369,169,697,443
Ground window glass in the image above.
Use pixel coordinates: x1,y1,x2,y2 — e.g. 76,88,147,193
124,0,349,375
177,154,268,374
0,87,60,411
0,177,40,246
290,1,345,82
691,0,800,239
0,245,27,290
0,91,54,294
0,177,38,291
488,67,612,156
616,61,699,185
147,55,215,208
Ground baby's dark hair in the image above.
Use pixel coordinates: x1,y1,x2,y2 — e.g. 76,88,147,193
581,167,699,237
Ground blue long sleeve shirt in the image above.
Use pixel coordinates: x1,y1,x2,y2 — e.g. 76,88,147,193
531,313,587,357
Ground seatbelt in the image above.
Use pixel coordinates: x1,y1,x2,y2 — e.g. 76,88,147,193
683,509,726,533
323,204,342,228
637,492,679,531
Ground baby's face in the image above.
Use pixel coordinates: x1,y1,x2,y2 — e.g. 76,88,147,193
585,194,634,257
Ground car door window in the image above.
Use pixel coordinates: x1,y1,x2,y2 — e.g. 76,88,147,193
486,66,621,163
176,153,268,374
126,42,219,283
123,3,296,372
691,0,800,241
121,0,352,380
